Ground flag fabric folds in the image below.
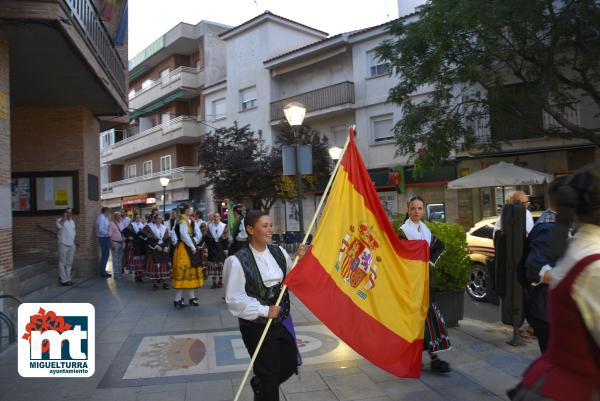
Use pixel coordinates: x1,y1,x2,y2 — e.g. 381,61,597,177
284,131,430,378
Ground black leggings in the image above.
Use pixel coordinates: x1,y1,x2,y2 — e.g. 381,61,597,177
527,316,550,353
239,321,297,401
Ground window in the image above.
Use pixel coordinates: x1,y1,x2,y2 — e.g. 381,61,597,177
471,224,495,240
143,160,152,175
127,165,137,178
128,89,135,99
160,68,170,80
99,129,115,151
371,114,394,143
142,79,153,90
160,155,171,172
240,86,257,111
161,113,171,125
331,125,347,147
213,98,226,120
368,50,390,78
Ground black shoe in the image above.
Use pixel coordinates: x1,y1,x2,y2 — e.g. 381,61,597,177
66,281,73,286
174,299,186,309
217,282,223,288
60,281,70,286
189,297,199,306
100,273,111,278
152,283,158,290
430,357,451,373
162,282,170,290
210,282,218,289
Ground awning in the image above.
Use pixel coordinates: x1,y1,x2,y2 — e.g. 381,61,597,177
447,161,554,189
129,90,185,120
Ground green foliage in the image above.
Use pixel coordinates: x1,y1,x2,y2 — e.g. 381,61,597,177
390,212,407,232
376,0,600,171
426,221,471,292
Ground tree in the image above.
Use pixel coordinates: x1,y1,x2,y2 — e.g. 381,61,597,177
376,0,600,171
197,123,281,210
197,122,331,210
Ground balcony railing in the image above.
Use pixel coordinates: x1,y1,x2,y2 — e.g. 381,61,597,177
102,167,199,194
270,81,355,121
64,0,126,97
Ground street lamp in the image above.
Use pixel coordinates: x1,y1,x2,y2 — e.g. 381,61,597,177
284,102,307,239
159,176,170,217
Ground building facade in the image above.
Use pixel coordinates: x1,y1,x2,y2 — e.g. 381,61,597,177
1,0,128,296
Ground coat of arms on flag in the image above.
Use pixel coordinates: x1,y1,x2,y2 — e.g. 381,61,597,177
337,223,381,299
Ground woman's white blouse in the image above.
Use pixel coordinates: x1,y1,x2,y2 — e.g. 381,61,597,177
223,245,293,321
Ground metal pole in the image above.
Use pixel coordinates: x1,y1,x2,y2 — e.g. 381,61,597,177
293,127,305,239
162,186,166,217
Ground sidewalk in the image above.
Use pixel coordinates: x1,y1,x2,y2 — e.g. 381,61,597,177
0,274,540,401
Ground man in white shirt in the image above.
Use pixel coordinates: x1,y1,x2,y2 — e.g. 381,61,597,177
96,207,111,278
56,208,76,285
493,191,535,237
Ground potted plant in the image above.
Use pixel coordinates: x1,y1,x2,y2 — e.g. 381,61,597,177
426,221,471,327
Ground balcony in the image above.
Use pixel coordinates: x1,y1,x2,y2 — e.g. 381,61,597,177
130,67,205,113
101,116,205,164
270,81,355,122
101,167,205,199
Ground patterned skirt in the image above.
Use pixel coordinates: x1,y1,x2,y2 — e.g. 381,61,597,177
144,252,172,280
206,261,224,277
172,242,203,289
127,247,146,273
424,302,451,353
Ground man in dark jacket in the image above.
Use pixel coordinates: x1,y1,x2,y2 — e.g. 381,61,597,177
523,176,567,352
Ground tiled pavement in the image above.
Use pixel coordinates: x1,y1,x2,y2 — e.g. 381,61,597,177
0,272,541,401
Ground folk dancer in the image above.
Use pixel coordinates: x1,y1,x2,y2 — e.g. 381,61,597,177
172,203,203,308
398,196,451,373
124,213,148,282
144,214,172,290
205,212,229,289
509,160,600,401
229,204,248,254
223,210,306,401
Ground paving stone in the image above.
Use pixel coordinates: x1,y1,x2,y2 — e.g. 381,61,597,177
318,366,362,377
324,372,385,401
455,360,521,398
185,379,233,401
378,379,432,401
282,370,329,393
140,382,187,393
90,387,141,401
358,365,400,384
136,389,186,401
285,390,339,401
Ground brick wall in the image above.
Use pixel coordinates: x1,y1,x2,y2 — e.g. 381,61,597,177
11,106,100,263
0,36,12,273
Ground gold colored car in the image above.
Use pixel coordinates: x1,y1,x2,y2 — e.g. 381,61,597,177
465,212,542,301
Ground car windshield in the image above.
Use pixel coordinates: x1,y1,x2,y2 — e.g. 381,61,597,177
471,225,494,239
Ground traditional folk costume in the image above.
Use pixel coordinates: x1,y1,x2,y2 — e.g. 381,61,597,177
229,216,248,255
205,220,229,289
399,219,451,372
144,222,172,289
124,221,147,282
172,215,203,307
509,224,600,401
224,244,301,401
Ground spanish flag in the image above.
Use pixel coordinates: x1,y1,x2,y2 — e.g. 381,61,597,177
284,130,430,378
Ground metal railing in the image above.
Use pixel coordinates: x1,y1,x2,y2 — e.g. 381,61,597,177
0,295,23,353
63,0,126,97
270,81,355,121
102,166,199,193
102,116,200,153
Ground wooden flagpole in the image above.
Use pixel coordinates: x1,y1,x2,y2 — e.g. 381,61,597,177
232,127,354,401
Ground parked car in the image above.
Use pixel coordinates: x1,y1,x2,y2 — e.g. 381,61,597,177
465,212,542,302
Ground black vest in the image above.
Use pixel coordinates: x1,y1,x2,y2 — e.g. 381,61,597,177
235,245,290,325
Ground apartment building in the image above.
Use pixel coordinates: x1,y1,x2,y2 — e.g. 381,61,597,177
100,20,229,215
1,0,128,296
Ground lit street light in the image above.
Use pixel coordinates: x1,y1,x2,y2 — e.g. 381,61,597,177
283,102,307,239
159,176,170,217
328,146,343,161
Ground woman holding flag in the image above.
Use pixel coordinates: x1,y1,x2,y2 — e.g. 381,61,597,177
399,195,452,373
223,210,306,401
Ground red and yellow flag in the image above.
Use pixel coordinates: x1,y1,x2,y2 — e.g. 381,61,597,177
285,131,429,378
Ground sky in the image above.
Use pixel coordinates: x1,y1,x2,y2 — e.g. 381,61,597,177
129,0,427,59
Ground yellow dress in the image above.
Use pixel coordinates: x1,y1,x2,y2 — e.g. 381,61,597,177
172,217,203,289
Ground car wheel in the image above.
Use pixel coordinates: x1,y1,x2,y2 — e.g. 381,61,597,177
466,263,488,302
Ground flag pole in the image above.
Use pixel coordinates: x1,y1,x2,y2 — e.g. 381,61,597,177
232,127,354,401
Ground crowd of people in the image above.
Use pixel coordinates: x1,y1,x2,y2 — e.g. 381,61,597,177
92,203,247,307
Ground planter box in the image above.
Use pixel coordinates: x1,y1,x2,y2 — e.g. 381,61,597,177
431,289,465,327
